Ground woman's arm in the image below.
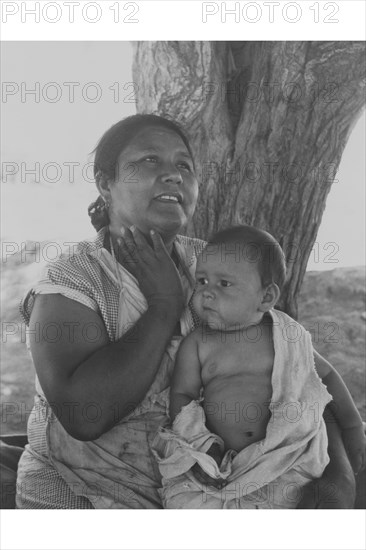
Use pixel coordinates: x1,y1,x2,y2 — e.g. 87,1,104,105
297,349,362,508
30,294,180,441
29,229,185,441
314,350,362,429
314,350,365,473
297,407,356,508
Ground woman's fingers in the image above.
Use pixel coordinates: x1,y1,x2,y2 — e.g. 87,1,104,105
121,225,168,260
117,228,139,269
128,226,171,265
150,229,169,257
121,226,137,249
117,239,136,272
130,225,151,253
118,226,159,274
351,451,364,475
116,225,184,312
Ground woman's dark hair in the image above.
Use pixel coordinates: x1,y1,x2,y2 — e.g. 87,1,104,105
207,225,287,292
88,114,195,231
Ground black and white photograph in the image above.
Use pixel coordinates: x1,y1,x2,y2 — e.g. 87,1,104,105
1,3,365,550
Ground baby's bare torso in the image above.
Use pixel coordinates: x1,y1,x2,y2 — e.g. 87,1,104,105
197,321,274,452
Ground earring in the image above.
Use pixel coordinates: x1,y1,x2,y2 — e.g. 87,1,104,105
104,200,110,210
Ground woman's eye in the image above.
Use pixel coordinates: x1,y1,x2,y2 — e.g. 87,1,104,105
220,280,232,287
143,156,158,163
178,161,191,172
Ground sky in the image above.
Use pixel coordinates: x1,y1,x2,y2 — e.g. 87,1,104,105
1,41,365,270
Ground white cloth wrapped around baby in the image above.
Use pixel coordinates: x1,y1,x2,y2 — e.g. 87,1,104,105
152,310,332,509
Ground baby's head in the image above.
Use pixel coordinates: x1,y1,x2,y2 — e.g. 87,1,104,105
193,225,287,331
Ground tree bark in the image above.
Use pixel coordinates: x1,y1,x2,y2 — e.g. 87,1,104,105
132,41,366,318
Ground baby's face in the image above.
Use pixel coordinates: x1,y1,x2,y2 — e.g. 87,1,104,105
193,249,265,331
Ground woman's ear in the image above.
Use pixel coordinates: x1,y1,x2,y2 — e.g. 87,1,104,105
259,283,280,312
96,172,113,206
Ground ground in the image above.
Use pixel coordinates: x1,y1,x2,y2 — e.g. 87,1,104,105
1,244,365,433
298,266,366,421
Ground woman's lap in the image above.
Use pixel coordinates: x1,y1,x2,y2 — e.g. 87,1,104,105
16,445,94,509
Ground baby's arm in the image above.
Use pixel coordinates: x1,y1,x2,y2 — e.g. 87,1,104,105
314,350,366,474
169,330,202,422
170,331,226,488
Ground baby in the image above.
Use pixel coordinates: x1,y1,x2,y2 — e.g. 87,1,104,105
154,225,365,508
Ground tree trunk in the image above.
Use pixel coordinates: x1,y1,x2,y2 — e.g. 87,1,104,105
132,41,366,318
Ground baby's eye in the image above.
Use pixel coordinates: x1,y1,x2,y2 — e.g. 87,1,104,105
196,277,208,285
220,280,232,287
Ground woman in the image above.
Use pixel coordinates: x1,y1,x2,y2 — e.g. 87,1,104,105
16,114,355,508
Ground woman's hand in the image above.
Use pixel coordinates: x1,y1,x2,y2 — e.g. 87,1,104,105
297,413,356,508
342,424,366,475
296,473,356,509
117,226,185,315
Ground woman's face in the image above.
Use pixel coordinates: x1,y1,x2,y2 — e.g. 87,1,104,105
107,126,198,243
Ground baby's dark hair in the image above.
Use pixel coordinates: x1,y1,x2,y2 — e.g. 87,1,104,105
207,225,287,291
88,114,195,231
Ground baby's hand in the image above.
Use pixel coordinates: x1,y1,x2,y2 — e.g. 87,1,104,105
191,463,227,490
206,442,223,466
342,424,366,475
